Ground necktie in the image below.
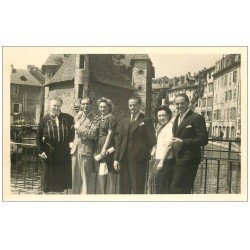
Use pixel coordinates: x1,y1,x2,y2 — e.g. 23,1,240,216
131,114,136,124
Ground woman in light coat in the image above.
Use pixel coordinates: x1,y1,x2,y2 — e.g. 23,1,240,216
151,105,174,194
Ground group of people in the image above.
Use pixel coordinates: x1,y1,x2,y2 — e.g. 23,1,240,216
36,93,208,195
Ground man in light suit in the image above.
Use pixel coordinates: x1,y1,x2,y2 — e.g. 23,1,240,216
114,96,156,194
71,97,98,194
171,93,208,194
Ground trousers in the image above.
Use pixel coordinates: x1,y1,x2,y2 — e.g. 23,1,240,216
71,148,93,194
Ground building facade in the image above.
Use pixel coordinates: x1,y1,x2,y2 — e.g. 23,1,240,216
42,54,154,118
10,65,45,125
167,73,198,118
196,66,215,136
131,55,155,116
42,54,138,119
211,54,241,139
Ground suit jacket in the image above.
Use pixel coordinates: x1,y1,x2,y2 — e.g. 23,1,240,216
71,112,98,156
172,110,208,165
114,113,156,163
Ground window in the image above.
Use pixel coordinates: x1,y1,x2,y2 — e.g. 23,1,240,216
12,85,19,95
207,97,213,107
228,90,232,100
227,108,230,120
215,126,218,136
225,91,227,101
233,70,237,82
138,85,142,91
218,109,221,120
11,103,22,114
221,109,224,120
233,88,237,99
138,70,144,75
78,84,84,98
214,109,221,120
79,55,85,69
202,98,206,107
231,127,235,139
207,111,212,121
224,75,228,86
231,107,237,120
208,84,213,92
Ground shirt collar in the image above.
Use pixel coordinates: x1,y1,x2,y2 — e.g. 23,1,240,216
131,112,141,121
81,111,92,118
50,112,60,117
179,109,190,119
101,113,112,120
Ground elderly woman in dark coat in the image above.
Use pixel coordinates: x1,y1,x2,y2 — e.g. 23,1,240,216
36,97,74,193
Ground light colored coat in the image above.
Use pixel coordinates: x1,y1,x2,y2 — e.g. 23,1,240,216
155,121,174,160
71,111,98,156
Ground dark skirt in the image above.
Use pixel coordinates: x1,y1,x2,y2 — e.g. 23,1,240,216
154,158,175,194
41,142,72,193
95,136,115,173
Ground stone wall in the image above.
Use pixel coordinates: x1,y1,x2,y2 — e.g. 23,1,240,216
132,60,148,111
47,81,76,116
89,81,134,119
47,80,134,119
132,60,153,116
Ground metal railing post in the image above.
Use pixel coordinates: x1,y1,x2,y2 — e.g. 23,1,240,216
216,160,220,194
204,159,208,194
229,161,233,194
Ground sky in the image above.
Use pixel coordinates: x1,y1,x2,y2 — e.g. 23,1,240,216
7,49,222,79
149,54,223,78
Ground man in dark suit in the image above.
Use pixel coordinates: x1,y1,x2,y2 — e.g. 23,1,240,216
171,93,208,194
114,96,156,194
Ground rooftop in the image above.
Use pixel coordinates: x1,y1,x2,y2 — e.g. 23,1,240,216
11,66,45,86
45,54,136,90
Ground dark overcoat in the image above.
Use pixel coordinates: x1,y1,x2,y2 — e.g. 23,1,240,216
36,112,74,192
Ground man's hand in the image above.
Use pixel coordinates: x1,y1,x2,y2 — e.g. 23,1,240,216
69,142,73,149
114,160,120,171
39,152,47,159
171,137,183,151
74,124,80,130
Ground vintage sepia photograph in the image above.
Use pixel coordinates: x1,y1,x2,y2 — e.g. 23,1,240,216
2,47,247,201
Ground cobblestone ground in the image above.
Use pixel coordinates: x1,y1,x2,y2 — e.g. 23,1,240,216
11,142,240,195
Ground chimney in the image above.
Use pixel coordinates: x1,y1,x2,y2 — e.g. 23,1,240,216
11,64,14,73
27,65,33,72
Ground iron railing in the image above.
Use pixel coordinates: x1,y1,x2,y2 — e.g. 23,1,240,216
10,138,241,195
193,138,241,194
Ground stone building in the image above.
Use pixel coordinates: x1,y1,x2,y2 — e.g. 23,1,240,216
131,55,155,116
10,65,45,125
42,54,138,118
196,66,215,136
42,54,154,118
211,54,241,139
167,73,198,117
